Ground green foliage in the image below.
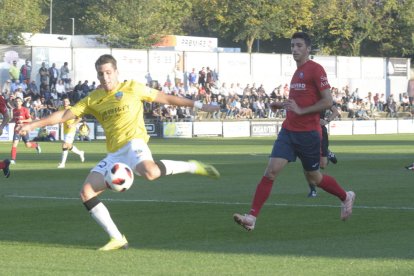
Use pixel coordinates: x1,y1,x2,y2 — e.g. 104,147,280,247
1,135,414,274
0,0,47,44
82,0,192,49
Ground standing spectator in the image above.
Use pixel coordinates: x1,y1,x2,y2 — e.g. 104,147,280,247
233,32,355,231
39,62,49,85
188,68,197,86
10,97,41,164
9,60,20,83
73,81,83,103
198,67,206,88
60,62,71,90
20,59,32,84
81,80,90,98
407,79,414,107
48,63,59,91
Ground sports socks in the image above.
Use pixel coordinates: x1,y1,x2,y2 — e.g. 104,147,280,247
11,147,16,160
84,197,123,240
61,148,69,164
249,176,274,217
70,145,82,156
158,160,196,175
318,174,347,201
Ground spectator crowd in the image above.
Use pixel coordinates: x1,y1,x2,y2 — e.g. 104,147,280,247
1,61,412,125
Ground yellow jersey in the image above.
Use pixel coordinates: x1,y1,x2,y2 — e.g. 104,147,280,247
70,80,159,152
59,106,77,135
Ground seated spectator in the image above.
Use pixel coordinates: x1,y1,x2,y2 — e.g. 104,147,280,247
33,127,56,142
78,120,90,141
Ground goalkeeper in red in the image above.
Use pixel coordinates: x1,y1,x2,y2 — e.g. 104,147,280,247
233,32,355,231
18,54,220,251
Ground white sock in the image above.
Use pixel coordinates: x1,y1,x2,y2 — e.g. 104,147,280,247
160,160,197,175
89,202,123,240
71,145,82,155
60,150,68,165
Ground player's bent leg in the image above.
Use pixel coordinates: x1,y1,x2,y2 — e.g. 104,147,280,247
135,160,162,181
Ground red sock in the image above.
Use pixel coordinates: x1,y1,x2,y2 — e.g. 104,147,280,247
318,174,347,201
0,161,5,169
11,147,17,160
30,142,38,149
249,176,274,217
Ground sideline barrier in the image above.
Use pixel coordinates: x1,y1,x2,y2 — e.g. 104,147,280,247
1,118,413,141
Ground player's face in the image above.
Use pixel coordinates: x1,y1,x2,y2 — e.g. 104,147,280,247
96,63,119,92
291,38,310,64
63,98,70,108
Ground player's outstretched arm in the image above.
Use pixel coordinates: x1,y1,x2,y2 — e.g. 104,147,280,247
17,109,76,134
154,92,219,112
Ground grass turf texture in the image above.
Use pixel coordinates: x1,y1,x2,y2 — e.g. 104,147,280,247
0,135,414,275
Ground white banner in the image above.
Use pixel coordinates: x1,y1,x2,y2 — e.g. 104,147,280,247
163,122,192,138
361,57,385,79
112,49,148,83
329,121,353,135
353,120,376,135
376,120,398,134
73,48,110,85
251,121,278,136
398,119,414,133
193,122,222,136
223,121,250,137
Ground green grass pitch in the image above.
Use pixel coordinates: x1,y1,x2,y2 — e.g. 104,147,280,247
0,134,414,275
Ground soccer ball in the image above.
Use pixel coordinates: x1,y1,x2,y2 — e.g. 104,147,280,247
104,162,134,192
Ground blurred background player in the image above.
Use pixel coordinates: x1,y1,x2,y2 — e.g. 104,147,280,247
0,94,11,177
57,97,85,168
10,97,41,164
308,104,339,197
18,54,220,251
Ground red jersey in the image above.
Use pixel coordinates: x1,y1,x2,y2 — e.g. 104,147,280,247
0,96,7,116
282,60,331,131
13,107,31,130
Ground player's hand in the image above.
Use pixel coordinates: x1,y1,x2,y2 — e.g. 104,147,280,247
201,104,220,113
284,99,303,115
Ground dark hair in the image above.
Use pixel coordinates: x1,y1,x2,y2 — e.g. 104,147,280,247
291,32,311,47
95,54,117,70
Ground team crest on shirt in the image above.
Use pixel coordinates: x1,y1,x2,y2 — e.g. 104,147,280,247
299,72,304,79
115,91,123,100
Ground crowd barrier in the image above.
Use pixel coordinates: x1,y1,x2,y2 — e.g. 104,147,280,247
1,118,413,142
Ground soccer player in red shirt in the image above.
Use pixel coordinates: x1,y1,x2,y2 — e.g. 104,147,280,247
0,95,11,177
10,97,41,164
233,32,355,231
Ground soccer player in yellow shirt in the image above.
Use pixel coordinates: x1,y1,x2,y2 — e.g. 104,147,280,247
18,54,220,251
57,97,85,168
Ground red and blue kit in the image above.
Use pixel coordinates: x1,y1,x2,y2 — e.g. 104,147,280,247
283,60,330,132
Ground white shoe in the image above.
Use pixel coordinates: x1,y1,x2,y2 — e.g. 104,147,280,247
233,213,256,231
57,163,65,168
80,151,85,162
10,160,16,165
341,191,356,221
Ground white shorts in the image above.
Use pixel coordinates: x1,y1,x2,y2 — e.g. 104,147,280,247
64,133,76,144
91,139,154,176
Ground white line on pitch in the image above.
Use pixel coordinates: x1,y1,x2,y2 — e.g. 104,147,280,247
5,194,414,211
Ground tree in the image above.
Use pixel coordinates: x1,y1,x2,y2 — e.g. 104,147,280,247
0,0,47,44
193,0,313,53
82,0,192,48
